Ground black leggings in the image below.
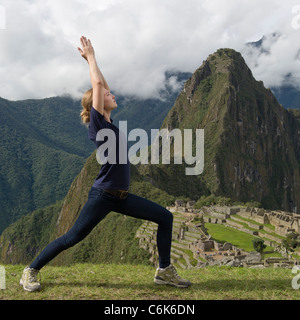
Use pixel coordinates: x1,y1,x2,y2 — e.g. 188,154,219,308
30,187,173,270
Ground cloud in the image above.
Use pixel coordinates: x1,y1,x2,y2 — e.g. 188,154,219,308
241,30,300,89
0,0,300,100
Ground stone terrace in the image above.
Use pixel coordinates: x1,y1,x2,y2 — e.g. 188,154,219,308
135,202,300,269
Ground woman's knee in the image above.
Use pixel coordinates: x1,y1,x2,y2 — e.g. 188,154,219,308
161,209,173,226
60,229,85,249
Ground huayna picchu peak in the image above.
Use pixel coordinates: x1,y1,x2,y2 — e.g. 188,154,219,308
148,48,300,213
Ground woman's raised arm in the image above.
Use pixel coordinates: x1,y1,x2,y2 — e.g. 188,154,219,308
78,36,109,115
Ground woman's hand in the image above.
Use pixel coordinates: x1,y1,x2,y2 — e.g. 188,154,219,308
78,36,95,62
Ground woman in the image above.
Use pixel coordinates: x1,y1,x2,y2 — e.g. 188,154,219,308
20,36,191,292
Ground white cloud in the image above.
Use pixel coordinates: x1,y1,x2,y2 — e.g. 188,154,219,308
241,30,300,89
0,0,300,100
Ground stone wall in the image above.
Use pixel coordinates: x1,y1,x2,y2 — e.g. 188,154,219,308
238,208,269,224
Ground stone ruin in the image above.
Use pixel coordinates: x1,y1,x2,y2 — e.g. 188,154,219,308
171,201,300,237
163,201,300,267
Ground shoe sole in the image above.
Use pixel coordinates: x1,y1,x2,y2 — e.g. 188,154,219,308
154,278,191,288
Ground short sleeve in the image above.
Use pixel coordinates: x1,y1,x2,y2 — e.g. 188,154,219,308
88,107,106,141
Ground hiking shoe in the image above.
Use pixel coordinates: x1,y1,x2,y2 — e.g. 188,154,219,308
154,264,191,288
20,267,41,292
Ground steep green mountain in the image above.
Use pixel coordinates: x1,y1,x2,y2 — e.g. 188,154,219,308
0,96,94,234
0,64,298,235
0,200,62,264
136,48,300,212
1,48,300,266
0,152,176,265
0,70,190,264
0,72,189,235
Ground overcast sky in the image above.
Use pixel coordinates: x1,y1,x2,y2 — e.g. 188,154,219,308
1,0,300,100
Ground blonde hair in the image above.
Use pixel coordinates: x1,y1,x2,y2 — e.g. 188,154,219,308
80,88,93,124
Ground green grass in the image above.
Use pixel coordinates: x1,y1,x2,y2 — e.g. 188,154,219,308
205,223,273,252
1,263,300,300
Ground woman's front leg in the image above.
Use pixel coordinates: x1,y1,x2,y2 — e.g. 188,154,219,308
116,193,173,268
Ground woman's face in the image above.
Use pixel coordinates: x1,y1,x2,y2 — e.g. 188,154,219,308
104,89,117,110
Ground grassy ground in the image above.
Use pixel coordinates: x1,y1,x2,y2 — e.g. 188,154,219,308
205,223,277,254
1,263,299,300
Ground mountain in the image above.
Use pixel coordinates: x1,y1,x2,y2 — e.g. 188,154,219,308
136,48,300,212
1,48,300,265
0,96,94,234
0,152,176,265
0,71,189,234
0,62,298,235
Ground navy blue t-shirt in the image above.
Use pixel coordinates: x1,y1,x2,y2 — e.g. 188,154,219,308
88,106,130,190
